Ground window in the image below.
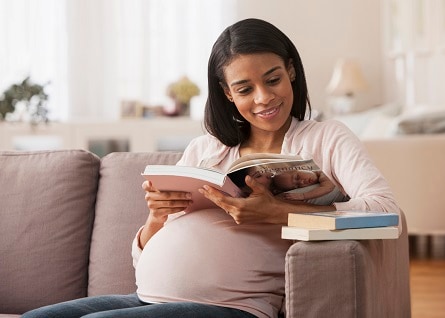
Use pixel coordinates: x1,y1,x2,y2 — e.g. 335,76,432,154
0,0,235,121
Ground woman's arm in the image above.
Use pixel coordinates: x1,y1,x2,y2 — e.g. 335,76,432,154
199,175,335,225
139,180,192,249
318,121,400,214
136,137,209,249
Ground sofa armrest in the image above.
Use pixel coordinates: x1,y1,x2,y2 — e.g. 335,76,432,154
284,211,410,318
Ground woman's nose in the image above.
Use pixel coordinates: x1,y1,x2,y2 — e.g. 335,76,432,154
254,86,275,104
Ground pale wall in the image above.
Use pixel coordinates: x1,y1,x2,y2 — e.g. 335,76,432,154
234,0,383,113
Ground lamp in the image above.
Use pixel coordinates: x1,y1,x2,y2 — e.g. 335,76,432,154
326,59,369,115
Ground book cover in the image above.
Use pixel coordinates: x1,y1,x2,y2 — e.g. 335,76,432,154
142,153,349,212
287,211,399,230
281,225,400,241
142,165,242,212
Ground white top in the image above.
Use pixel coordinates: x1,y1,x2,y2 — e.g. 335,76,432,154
132,118,401,318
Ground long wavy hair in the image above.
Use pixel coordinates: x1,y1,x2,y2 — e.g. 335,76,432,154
204,18,311,147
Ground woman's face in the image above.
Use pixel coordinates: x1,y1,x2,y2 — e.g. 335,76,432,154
222,53,295,134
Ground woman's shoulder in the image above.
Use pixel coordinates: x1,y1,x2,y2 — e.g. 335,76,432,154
293,118,358,140
185,133,225,151
297,118,352,132
179,133,233,167
284,118,360,155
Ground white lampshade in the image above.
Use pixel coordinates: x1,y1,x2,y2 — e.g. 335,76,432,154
326,59,369,96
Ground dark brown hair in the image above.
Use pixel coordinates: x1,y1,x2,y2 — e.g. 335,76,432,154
204,18,311,146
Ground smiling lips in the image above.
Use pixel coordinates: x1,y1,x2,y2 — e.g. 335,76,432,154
254,104,281,118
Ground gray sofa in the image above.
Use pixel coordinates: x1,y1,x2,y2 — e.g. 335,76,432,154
0,149,411,317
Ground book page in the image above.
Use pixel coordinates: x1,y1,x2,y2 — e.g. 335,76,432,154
227,153,306,173
227,154,348,206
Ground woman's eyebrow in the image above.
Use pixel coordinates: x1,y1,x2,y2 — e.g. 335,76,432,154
229,66,283,87
264,66,282,76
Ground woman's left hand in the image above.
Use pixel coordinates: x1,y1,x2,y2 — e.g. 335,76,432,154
199,175,288,224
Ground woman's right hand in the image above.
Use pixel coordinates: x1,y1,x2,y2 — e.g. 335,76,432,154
139,180,192,249
142,180,192,223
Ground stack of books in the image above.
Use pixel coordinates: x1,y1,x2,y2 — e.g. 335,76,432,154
281,211,400,241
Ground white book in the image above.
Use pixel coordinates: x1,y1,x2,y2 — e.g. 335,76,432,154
281,226,399,241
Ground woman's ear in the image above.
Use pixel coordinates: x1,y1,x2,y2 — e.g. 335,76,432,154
220,81,234,102
287,59,296,82
225,91,234,102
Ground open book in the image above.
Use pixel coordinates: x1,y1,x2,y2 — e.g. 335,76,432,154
142,153,348,212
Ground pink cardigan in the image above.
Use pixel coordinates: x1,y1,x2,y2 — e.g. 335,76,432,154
178,118,400,216
132,118,401,318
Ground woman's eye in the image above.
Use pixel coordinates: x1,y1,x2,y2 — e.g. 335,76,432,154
237,87,252,95
267,77,281,85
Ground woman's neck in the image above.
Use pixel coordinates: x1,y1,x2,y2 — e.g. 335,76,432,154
239,141,282,156
239,117,291,156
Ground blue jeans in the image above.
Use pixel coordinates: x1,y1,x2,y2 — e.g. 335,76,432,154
21,293,257,318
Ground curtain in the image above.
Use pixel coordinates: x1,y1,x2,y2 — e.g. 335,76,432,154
0,0,235,121
0,0,68,120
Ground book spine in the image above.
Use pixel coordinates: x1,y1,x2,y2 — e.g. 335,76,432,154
281,226,400,241
335,215,399,229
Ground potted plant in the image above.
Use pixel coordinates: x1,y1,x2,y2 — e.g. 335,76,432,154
165,76,200,116
0,77,49,125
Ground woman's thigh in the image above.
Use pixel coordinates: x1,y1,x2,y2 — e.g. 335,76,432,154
83,302,256,318
21,293,145,318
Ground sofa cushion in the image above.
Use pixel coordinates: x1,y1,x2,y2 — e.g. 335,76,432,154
0,150,100,314
88,151,183,296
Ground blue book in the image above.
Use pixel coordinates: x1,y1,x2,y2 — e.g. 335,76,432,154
287,210,399,230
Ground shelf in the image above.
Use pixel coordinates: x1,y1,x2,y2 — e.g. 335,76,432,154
0,118,205,155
